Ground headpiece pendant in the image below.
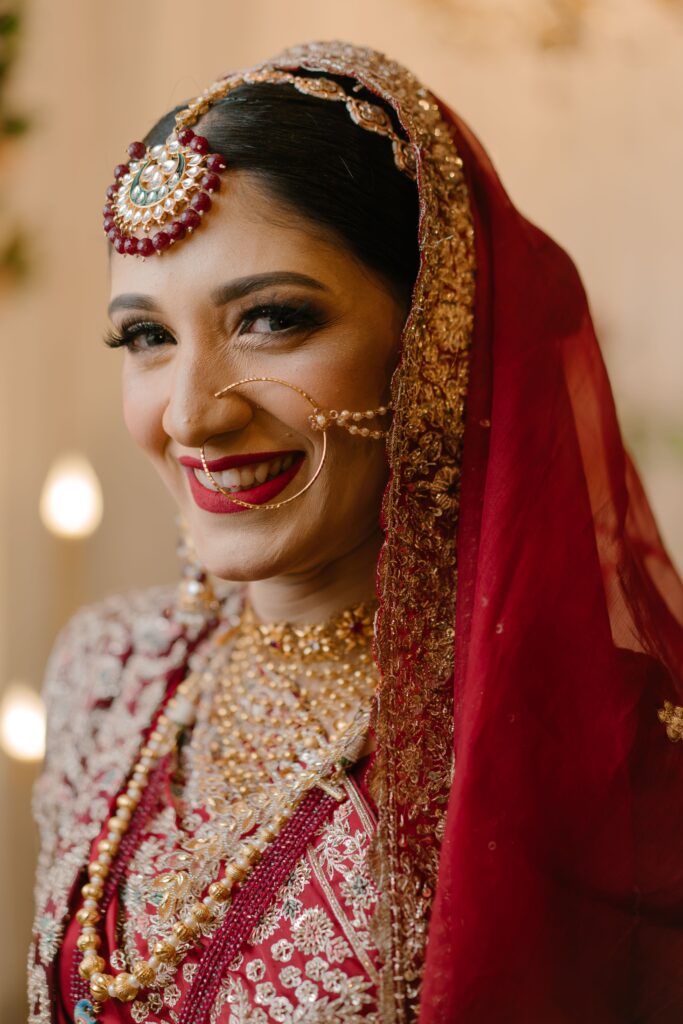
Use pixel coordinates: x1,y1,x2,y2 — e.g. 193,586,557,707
103,68,417,259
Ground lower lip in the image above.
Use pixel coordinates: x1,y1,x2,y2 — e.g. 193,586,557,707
184,458,305,514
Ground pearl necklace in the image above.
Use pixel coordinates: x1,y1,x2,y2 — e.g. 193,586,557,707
74,601,377,1015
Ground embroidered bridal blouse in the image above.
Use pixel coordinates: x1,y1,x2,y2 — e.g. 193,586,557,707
29,586,381,1024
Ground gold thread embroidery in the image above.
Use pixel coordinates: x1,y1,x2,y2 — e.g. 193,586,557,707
306,777,379,984
263,42,476,1023
658,700,683,741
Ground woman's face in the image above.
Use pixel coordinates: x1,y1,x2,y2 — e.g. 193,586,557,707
108,172,407,581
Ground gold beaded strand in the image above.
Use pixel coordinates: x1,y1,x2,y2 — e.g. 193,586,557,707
74,600,378,1011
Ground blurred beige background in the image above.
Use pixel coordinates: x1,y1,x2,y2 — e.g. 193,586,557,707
1,0,681,1018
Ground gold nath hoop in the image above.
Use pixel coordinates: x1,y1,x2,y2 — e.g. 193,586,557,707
199,377,328,511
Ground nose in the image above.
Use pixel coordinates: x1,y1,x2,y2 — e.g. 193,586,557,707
161,350,253,450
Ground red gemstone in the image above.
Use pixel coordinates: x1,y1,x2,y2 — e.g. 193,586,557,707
103,215,116,232
189,135,209,155
152,230,171,252
114,236,126,254
123,236,138,256
113,163,128,180
206,153,227,173
107,227,120,243
179,209,201,231
137,237,155,258
106,184,119,201
103,202,115,217
127,141,147,160
177,128,195,146
167,221,187,242
200,172,221,193
190,191,212,214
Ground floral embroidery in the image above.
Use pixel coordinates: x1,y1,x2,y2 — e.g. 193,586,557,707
305,957,327,981
278,966,301,989
268,996,293,1021
110,948,127,971
182,961,199,984
255,982,277,1005
291,908,335,955
294,980,318,1004
164,982,182,1007
245,959,266,983
271,940,294,962
326,937,353,964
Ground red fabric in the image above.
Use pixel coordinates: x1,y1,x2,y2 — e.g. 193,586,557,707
419,104,683,1023
57,757,379,1023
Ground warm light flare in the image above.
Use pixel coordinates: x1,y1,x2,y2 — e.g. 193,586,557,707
40,453,103,538
0,683,46,762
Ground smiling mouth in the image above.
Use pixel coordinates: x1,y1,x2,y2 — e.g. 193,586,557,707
194,452,298,493
179,450,306,513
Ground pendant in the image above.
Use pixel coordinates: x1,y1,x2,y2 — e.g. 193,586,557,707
75,999,98,1023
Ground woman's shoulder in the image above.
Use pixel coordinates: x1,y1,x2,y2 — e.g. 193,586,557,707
44,583,177,682
41,580,240,715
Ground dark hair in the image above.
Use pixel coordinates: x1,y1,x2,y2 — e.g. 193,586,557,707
144,75,420,307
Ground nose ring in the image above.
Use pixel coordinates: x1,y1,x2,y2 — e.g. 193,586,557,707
199,377,328,511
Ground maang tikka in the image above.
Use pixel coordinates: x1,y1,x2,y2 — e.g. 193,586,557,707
103,69,416,258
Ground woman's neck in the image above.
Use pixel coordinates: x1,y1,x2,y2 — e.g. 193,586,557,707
246,529,383,625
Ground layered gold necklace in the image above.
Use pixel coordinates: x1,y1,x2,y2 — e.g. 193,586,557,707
75,598,378,1014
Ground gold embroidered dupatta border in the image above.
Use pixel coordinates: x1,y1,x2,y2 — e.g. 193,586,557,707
260,42,476,1023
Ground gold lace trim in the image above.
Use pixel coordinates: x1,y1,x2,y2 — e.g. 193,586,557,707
263,42,476,1024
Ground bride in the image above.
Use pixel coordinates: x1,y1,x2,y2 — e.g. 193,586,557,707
28,40,683,1024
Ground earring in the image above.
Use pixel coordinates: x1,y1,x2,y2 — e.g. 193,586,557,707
173,515,220,624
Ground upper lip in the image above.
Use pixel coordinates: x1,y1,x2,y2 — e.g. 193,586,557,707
179,450,302,472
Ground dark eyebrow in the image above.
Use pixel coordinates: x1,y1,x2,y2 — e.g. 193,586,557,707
107,293,160,317
108,272,328,319
209,271,329,305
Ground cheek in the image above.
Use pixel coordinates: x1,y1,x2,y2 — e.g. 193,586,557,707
121,373,167,458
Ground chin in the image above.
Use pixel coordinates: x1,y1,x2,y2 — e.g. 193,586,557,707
187,517,312,583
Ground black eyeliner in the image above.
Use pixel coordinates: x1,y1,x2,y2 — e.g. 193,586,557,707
103,318,172,350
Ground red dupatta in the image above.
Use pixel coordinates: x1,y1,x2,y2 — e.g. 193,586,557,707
267,41,683,1023
420,106,683,1022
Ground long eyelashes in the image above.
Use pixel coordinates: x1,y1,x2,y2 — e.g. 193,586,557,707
103,319,170,351
103,300,326,353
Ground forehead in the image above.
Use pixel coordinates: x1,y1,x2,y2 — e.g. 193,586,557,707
108,172,359,308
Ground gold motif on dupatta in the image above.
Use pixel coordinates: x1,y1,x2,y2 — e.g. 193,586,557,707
263,42,476,1024
658,700,683,742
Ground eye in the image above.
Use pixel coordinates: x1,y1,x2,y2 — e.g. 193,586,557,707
238,301,324,337
103,319,175,353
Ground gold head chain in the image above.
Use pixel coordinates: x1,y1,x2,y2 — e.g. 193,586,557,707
104,69,416,258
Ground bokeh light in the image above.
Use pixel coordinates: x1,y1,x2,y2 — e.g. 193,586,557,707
0,682,46,763
39,453,103,539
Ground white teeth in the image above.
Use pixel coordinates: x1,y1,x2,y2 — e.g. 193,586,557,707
218,468,242,490
195,468,217,491
192,453,297,494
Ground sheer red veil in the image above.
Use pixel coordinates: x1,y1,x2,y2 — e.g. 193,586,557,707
419,101,683,1022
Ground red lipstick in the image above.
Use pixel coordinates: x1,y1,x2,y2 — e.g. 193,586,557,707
180,451,305,514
